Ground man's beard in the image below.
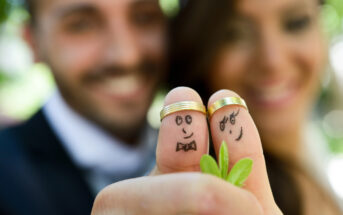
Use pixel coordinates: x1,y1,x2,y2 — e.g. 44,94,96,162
50,58,163,144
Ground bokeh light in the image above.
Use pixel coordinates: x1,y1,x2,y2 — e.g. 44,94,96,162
330,38,343,83
328,156,343,199
323,110,343,139
159,0,180,17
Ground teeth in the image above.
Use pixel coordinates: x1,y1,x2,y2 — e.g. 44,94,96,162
253,83,293,103
257,82,288,94
257,89,290,102
103,74,143,95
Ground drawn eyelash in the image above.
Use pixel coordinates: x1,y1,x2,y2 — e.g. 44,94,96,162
220,116,229,131
230,109,240,125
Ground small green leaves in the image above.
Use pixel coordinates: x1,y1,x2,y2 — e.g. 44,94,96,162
227,158,253,187
200,155,221,177
200,141,253,187
219,141,229,179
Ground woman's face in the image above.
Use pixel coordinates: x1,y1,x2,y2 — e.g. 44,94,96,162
209,0,327,137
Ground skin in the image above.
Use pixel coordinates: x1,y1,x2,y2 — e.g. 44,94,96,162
25,0,167,143
92,88,283,215
208,0,327,160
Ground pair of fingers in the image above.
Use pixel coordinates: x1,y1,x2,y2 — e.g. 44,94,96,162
153,87,275,212
91,87,281,215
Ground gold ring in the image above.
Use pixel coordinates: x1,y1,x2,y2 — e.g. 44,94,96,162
160,101,206,121
208,97,248,118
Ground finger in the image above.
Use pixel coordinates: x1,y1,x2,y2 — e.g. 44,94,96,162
92,173,263,215
155,87,209,174
208,89,278,213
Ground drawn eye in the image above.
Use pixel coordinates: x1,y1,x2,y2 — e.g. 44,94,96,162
230,110,240,125
176,116,183,126
230,113,236,125
220,116,228,131
185,115,192,124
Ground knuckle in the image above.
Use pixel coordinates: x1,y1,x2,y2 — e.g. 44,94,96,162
191,175,264,215
91,184,119,215
242,191,264,215
192,176,222,215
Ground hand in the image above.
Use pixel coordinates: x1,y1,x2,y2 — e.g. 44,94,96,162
91,87,283,215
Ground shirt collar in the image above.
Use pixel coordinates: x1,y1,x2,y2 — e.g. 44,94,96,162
43,90,157,176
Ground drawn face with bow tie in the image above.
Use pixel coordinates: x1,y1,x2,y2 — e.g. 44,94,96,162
175,114,197,152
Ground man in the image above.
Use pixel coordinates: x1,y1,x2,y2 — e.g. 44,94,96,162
0,0,167,214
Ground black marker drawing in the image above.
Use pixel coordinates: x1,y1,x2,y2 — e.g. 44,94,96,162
185,115,192,124
176,115,183,126
219,109,243,142
184,132,194,139
230,109,240,125
220,116,229,131
176,141,197,152
235,127,243,141
175,115,197,152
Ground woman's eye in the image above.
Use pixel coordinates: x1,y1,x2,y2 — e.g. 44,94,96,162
223,23,253,44
224,28,244,42
284,15,311,33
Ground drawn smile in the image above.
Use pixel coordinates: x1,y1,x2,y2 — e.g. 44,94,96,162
184,132,194,139
235,127,243,141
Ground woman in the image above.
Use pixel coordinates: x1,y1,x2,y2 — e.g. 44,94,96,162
168,0,342,214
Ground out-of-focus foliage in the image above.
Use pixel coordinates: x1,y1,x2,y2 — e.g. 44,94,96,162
0,71,8,84
0,0,10,23
322,0,343,36
0,2,54,120
320,0,343,154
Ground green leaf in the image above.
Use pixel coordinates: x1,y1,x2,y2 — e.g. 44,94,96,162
200,155,220,177
219,141,229,179
227,158,253,187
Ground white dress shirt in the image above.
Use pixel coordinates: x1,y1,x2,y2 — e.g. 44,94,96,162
43,91,158,194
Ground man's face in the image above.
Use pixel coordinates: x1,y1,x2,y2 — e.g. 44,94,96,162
30,0,167,141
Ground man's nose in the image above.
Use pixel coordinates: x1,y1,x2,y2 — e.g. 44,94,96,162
103,20,141,68
182,128,187,134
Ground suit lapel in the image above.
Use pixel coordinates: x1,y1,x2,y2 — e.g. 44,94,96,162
18,111,94,214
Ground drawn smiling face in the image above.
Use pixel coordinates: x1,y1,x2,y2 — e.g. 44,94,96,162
175,115,197,152
219,109,243,141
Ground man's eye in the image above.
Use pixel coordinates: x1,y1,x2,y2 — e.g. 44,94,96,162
284,15,311,33
132,10,165,27
64,19,98,33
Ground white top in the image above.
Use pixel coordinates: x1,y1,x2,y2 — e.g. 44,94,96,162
43,91,157,194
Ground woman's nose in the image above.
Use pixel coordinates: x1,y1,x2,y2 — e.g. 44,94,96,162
255,29,287,74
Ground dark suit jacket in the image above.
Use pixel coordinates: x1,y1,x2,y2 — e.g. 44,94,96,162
0,111,94,215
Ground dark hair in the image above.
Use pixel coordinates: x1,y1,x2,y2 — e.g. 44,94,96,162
168,0,235,102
